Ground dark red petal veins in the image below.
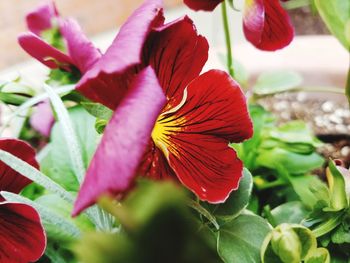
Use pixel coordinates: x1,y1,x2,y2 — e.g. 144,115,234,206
144,16,208,106
168,134,244,203
73,67,166,215
138,140,177,181
0,203,46,262
159,70,253,142
0,139,39,195
150,70,252,202
183,0,224,11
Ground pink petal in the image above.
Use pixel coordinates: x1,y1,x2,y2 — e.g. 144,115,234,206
73,66,166,215
30,100,55,137
60,18,102,73
0,202,46,262
76,0,164,109
26,1,59,36
18,32,73,71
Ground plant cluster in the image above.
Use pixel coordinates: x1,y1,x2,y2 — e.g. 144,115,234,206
0,0,349,262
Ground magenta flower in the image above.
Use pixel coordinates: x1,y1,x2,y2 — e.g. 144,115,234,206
18,0,101,73
20,1,101,136
0,139,46,262
72,0,252,215
184,0,294,51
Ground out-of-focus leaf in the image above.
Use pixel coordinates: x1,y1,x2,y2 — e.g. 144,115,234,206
81,102,113,120
75,180,221,263
315,0,350,50
256,148,324,175
253,71,303,95
41,106,99,191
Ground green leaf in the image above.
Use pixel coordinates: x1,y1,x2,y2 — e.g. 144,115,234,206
218,213,271,263
253,71,303,95
256,148,324,175
271,201,310,225
268,121,322,151
305,248,330,263
41,106,99,192
203,168,253,221
44,84,86,184
327,161,349,211
0,92,29,105
315,0,350,50
81,102,113,120
331,220,350,244
289,175,330,209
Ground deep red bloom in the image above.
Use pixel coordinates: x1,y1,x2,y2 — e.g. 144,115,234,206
0,139,46,262
18,1,101,73
184,0,294,51
73,0,253,215
183,0,223,11
243,0,294,51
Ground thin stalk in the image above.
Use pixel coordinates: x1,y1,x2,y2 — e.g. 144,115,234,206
282,0,310,10
346,68,350,105
221,1,234,77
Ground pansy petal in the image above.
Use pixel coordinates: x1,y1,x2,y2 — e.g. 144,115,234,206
26,1,58,35
73,67,166,215
60,18,101,73
158,70,253,142
18,32,74,70
183,0,223,11
169,134,243,203
0,139,39,195
138,140,177,180
30,100,55,137
145,16,208,105
76,0,164,109
0,202,46,262
243,0,294,51
151,70,252,202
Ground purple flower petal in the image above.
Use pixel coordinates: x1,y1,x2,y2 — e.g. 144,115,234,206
18,32,73,71
60,18,101,73
26,1,58,35
30,100,55,137
73,66,166,215
76,0,164,109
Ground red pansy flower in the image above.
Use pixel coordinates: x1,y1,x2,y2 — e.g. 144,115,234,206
73,0,253,215
0,139,46,262
184,0,294,51
18,0,101,73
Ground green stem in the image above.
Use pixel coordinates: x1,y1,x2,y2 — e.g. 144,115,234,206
221,1,234,78
346,68,350,105
297,86,345,94
282,0,310,10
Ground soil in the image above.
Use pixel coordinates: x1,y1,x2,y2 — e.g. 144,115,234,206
258,92,350,167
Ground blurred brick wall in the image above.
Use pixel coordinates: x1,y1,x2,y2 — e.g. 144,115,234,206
0,0,181,70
